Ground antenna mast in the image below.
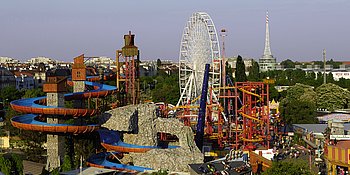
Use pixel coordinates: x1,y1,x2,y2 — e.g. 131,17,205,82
323,49,326,84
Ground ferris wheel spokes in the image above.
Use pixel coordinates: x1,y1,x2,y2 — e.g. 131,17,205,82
178,12,221,107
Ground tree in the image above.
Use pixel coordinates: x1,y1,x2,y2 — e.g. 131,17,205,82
156,59,162,69
279,84,317,124
10,154,23,175
280,99,317,124
19,130,46,163
269,85,279,101
0,86,24,103
247,60,260,81
235,55,247,82
0,154,23,175
22,88,46,98
73,134,96,167
315,72,324,87
316,83,350,111
326,72,334,84
262,159,313,175
61,155,73,171
0,155,13,175
280,59,295,68
151,73,179,105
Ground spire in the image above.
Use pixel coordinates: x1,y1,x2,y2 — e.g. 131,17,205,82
263,11,272,56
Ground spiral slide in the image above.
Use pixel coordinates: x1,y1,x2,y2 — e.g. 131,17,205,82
97,129,178,153
86,152,152,173
10,80,117,134
86,129,179,171
10,76,179,173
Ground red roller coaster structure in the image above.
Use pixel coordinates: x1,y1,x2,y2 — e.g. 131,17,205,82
171,80,272,151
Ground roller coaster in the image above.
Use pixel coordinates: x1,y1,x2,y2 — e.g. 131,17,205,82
175,73,272,151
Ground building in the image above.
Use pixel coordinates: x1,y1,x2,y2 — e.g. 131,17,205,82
293,119,350,174
26,56,57,65
0,67,16,89
139,61,157,76
325,140,350,174
0,57,20,64
85,56,114,67
259,12,276,72
14,72,35,90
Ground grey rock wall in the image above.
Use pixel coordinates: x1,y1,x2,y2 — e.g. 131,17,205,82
102,103,203,172
101,105,138,133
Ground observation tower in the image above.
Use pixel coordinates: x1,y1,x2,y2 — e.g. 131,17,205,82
259,11,276,72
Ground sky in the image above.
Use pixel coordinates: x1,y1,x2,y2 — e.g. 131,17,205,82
0,0,349,62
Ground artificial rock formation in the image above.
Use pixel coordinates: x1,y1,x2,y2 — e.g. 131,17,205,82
101,103,203,172
101,105,138,133
131,118,203,172
123,104,158,146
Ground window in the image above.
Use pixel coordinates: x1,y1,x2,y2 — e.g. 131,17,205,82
77,71,80,77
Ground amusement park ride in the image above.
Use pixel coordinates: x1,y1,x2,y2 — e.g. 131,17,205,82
174,12,275,151
8,11,280,173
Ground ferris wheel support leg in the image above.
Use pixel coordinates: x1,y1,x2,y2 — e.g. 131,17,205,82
187,74,194,104
176,73,193,107
195,64,210,151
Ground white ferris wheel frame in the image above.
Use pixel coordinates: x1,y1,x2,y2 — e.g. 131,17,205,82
177,12,221,106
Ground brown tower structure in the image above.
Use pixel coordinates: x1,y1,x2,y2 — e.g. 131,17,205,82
72,54,86,93
43,70,68,170
72,55,86,113
116,31,140,105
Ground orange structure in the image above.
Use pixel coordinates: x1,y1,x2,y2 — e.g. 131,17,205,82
43,75,67,93
72,54,86,81
235,82,270,150
249,151,273,173
100,143,152,153
325,141,350,175
201,81,270,150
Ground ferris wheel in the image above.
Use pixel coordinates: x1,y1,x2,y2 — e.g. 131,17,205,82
177,12,221,106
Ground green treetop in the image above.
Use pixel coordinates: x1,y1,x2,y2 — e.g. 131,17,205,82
235,55,247,82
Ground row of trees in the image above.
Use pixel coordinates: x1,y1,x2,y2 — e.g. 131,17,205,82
234,56,350,90
231,55,350,125
140,70,179,105
279,82,350,124
280,58,343,69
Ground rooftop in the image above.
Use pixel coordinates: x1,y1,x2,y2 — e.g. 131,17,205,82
60,167,117,175
293,123,350,133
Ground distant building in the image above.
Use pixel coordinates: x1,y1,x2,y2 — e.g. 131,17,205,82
0,57,20,64
0,67,16,89
259,12,276,72
85,56,114,67
26,56,56,65
274,86,290,92
14,72,35,90
143,60,178,75
139,61,157,76
275,63,350,81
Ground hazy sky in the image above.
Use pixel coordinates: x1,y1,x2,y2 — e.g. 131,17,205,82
0,0,349,62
